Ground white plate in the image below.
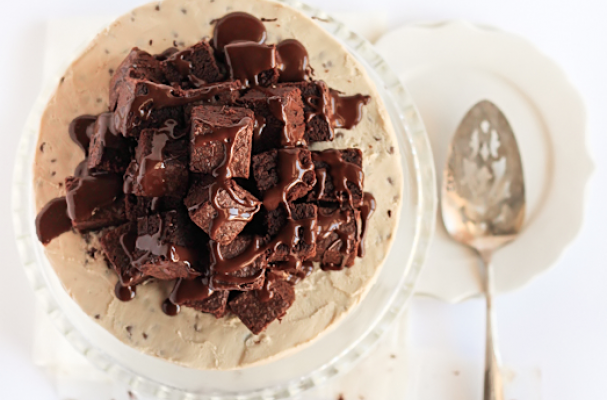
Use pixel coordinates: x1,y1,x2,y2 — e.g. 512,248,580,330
376,21,593,302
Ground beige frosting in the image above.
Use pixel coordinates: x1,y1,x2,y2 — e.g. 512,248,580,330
33,0,403,370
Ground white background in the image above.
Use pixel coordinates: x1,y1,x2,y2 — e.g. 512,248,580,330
1,0,606,399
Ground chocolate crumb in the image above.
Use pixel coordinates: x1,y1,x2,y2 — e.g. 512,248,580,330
126,326,133,335
374,136,381,141
173,40,178,47
58,182,63,188
109,68,114,75
181,8,187,14
387,210,391,218
154,4,160,11
142,333,148,339
60,76,65,84
387,177,393,185
40,142,46,152
50,171,56,177
94,314,100,319
87,247,98,258
388,146,394,154
261,17,277,22
50,158,56,163
337,395,345,400
149,39,153,46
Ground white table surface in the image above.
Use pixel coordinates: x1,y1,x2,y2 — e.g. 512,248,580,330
1,0,606,399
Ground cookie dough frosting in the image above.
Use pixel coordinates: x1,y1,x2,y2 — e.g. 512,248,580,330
33,0,403,370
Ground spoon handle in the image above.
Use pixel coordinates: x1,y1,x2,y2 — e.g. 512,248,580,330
480,251,504,400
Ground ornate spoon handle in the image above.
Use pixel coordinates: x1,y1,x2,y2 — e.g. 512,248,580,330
480,250,504,400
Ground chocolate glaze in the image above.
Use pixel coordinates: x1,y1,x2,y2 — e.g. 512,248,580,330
262,148,314,212
132,219,199,269
115,281,136,301
276,39,310,82
162,298,180,316
209,211,317,288
115,81,239,133
330,90,370,129
35,197,72,245
69,115,96,153
313,149,364,208
94,112,126,148
252,113,267,143
74,160,90,177
138,132,170,197
189,117,260,238
267,94,306,147
155,47,179,61
169,277,214,305
66,174,123,221
212,12,267,52
358,192,376,257
224,42,277,88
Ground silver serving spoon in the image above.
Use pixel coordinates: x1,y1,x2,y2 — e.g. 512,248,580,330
441,100,525,400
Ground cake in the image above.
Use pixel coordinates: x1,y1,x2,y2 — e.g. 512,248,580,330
32,0,403,370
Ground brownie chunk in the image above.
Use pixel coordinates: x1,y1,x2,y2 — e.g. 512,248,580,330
123,129,189,198
189,105,254,177
113,79,239,138
160,40,224,88
124,195,182,221
184,175,260,244
109,48,164,111
229,277,295,334
131,210,205,280
224,42,280,88
239,87,306,153
65,175,126,232
252,148,316,208
314,204,360,270
209,234,266,291
87,112,132,173
279,81,334,143
263,203,318,262
308,149,364,208
99,222,146,287
169,278,229,318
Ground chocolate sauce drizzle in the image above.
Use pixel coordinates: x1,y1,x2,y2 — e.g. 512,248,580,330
212,12,267,52
94,112,125,148
358,192,376,257
69,115,96,154
115,81,239,133
35,197,72,245
276,39,310,83
262,148,314,212
312,149,364,208
189,116,261,238
330,90,371,129
224,42,277,88
65,174,123,221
